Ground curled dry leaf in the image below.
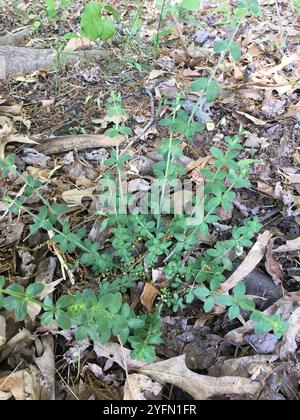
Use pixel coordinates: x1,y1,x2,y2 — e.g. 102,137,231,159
140,283,159,313
34,336,55,400
0,367,41,400
93,342,148,371
139,355,262,400
221,230,273,294
273,237,300,253
265,238,284,286
0,328,32,363
123,374,162,400
0,315,5,347
61,187,96,206
279,307,300,360
64,36,95,52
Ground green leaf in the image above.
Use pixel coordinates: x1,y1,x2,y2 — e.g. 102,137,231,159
107,292,122,314
213,40,229,53
80,3,116,41
233,282,246,300
128,318,145,329
206,81,221,102
228,304,240,320
230,42,242,61
56,295,74,309
26,283,44,297
194,287,210,300
191,77,208,92
204,296,215,313
41,311,54,326
181,0,201,11
210,147,224,159
239,299,256,311
55,310,72,329
75,326,89,340
45,0,57,19
0,276,5,289
215,295,234,306
15,300,28,321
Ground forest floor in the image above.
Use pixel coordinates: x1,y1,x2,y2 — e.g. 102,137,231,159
0,0,299,401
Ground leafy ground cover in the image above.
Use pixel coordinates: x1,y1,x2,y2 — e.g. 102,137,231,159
0,0,299,401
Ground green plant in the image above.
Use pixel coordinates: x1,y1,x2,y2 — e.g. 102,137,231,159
80,1,120,41
45,0,70,20
293,0,300,11
0,89,288,362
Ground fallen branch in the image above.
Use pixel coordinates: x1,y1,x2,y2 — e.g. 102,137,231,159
0,46,106,79
34,134,124,155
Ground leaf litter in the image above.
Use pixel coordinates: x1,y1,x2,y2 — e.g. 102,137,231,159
0,0,299,401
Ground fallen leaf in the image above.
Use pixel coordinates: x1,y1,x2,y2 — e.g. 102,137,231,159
123,374,162,400
0,315,5,347
0,367,41,400
139,355,262,400
147,69,166,80
279,306,300,360
273,237,300,253
61,187,96,206
93,342,148,371
64,36,95,51
34,336,55,400
222,230,273,293
0,133,38,159
140,283,159,313
265,238,284,286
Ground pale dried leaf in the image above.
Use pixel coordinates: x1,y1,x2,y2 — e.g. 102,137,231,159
222,231,273,293
0,315,6,347
139,355,262,400
124,374,162,400
273,237,300,253
62,187,95,206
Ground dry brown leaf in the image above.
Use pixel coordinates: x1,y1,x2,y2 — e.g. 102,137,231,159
186,156,211,172
221,230,273,293
139,355,262,400
256,181,276,197
123,374,162,400
0,367,41,400
140,283,159,313
64,36,95,51
61,187,96,206
265,238,284,286
286,100,300,118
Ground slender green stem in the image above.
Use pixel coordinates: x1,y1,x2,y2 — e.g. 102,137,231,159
188,20,242,125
